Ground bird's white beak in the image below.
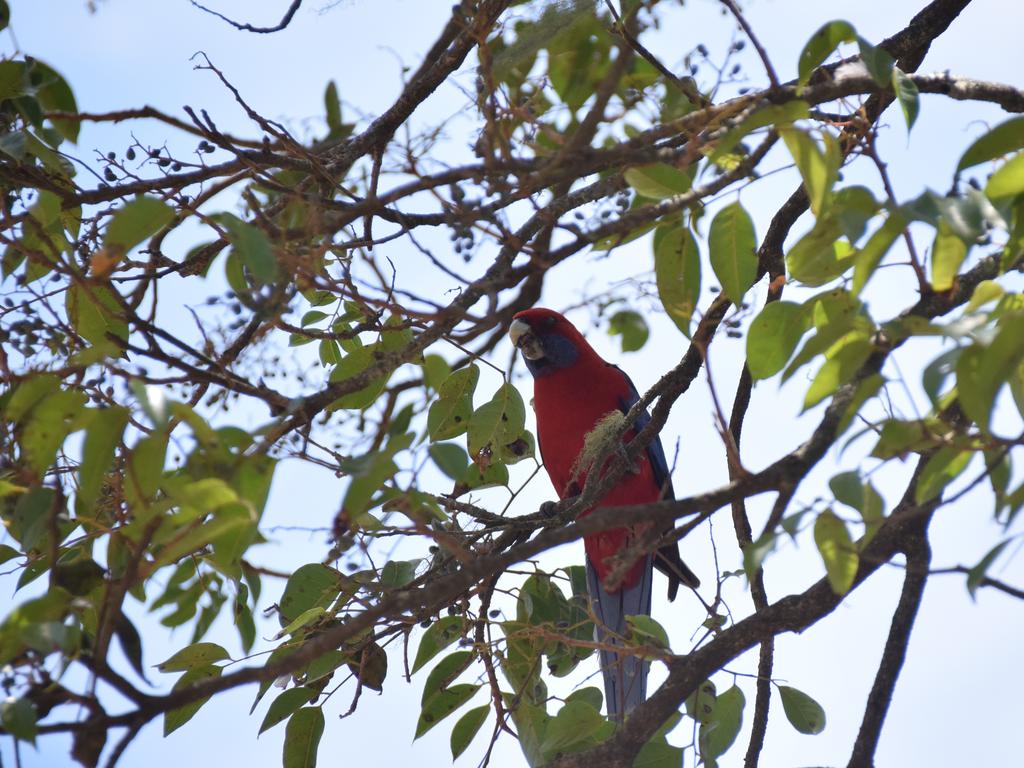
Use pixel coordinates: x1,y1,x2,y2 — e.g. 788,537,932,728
509,318,545,360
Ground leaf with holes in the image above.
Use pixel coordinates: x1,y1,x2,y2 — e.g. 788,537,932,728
778,685,826,734
467,382,526,458
428,365,480,441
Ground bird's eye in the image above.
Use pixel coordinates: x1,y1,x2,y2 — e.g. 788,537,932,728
542,316,556,328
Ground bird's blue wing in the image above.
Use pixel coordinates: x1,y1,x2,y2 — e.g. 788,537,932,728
613,365,674,500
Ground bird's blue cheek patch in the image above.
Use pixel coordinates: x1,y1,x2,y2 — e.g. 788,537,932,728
526,332,580,376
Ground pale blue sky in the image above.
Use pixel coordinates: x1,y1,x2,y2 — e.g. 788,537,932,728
3,1,1023,766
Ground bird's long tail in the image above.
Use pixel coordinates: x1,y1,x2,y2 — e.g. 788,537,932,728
586,555,653,720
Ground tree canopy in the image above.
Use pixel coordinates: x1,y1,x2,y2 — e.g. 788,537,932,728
1,1,1023,767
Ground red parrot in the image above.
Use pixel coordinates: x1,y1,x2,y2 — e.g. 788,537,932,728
509,307,699,719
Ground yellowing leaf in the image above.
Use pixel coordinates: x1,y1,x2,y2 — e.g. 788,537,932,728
813,510,858,595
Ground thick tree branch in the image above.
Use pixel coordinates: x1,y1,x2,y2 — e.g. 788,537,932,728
848,518,932,768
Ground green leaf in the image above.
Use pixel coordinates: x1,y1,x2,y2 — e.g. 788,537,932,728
301,310,328,327
412,615,466,674
798,20,856,85
966,540,1011,598
931,222,969,292
156,641,230,672
124,430,168,512
32,60,79,143
260,688,314,735
467,382,526,457
21,388,88,475
214,213,278,284
105,197,174,252
276,607,327,638
851,212,905,296
328,345,389,410
956,313,1024,432
891,67,920,132
779,127,838,216
787,221,853,286
539,699,605,755
164,665,221,735
857,37,894,86
0,60,28,102
710,100,809,161
742,531,777,580
451,705,489,760
304,650,347,685
0,543,21,566
458,460,509,492
965,280,1004,312
957,117,1024,172
803,332,873,410
778,685,826,734
634,740,685,768
348,641,388,691
701,685,745,764
78,406,129,509
427,365,480,440
833,186,880,242
830,470,864,511
380,559,419,588
814,510,858,595
590,219,657,251
607,309,649,352
986,152,1024,201
623,163,692,199
422,650,474,704
654,223,701,336
566,687,603,712
746,301,810,380
685,680,717,724
5,374,61,422
422,354,451,391
915,446,973,503
66,283,129,347
278,564,343,627
0,698,37,743
416,683,480,739
626,614,671,651
324,80,343,135
0,2,8,32
283,707,324,768
709,201,757,303
318,339,341,365
504,698,550,766
9,487,55,551
429,442,469,481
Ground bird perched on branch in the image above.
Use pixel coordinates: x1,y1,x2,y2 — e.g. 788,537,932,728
509,307,699,720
